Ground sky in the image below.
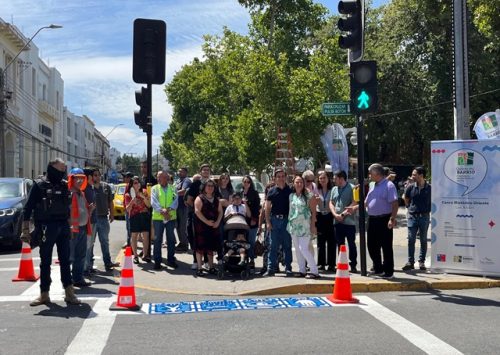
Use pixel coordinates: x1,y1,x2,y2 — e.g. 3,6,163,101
3,0,386,159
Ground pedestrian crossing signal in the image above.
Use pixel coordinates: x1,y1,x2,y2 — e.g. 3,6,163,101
350,61,377,114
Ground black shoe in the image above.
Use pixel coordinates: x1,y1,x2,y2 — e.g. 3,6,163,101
238,260,246,266
285,269,294,277
402,262,414,271
369,270,384,276
295,272,307,278
380,273,394,279
327,266,336,273
318,265,326,271
153,263,162,270
166,261,179,269
74,280,92,287
133,257,140,264
142,256,152,263
105,262,120,271
258,268,268,275
350,267,358,274
262,270,275,277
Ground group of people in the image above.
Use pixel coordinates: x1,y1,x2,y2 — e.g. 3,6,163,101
21,157,431,306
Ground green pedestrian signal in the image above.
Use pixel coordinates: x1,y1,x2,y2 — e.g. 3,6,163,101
357,90,370,109
350,61,377,114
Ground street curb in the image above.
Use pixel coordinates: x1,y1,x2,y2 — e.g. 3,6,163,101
114,250,500,296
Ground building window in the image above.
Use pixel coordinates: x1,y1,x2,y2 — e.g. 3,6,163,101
32,69,36,96
67,118,71,136
56,91,60,110
42,84,47,101
39,124,52,138
74,122,78,140
67,142,72,160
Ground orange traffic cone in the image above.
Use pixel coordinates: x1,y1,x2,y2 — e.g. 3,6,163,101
110,246,141,311
12,242,39,282
327,245,359,304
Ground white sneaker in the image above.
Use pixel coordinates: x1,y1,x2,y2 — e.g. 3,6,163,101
204,262,210,270
191,263,198,270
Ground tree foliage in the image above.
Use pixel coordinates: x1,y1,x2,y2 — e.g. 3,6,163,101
161,0,499,173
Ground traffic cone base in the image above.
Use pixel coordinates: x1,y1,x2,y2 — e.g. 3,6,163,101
110,246,141,311
326,245,359,304
12,242,39,282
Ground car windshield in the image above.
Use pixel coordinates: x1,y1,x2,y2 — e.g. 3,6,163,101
0,182,22,198
117,185,126,195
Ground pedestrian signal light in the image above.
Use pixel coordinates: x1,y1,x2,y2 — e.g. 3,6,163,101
350,61,377,114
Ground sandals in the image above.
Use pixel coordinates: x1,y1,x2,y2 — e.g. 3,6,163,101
133,257,139,264
196,269,204,277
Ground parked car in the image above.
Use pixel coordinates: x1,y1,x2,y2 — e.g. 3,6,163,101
0,178,34,249
113,183,127,219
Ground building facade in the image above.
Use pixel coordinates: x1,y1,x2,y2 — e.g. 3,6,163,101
1,18,111,178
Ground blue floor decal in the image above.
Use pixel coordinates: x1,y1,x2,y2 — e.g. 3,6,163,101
148,296,334,315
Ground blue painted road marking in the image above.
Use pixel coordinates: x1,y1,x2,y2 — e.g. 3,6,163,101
148,296,336,315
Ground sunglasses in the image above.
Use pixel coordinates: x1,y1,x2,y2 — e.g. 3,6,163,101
243,180,251,184
306,179,314,183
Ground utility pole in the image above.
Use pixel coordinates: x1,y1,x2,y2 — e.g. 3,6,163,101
453,0,470,139
356,114,367,276
0,68,5,177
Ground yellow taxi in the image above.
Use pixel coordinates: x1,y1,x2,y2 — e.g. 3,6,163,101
113,183,127,218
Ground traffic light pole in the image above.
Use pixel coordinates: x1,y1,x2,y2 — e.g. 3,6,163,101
146,83,153,185
356,113,367,276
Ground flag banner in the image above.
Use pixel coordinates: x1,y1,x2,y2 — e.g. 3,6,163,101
431,139,500,276
321,123,349,177
473,111,500,140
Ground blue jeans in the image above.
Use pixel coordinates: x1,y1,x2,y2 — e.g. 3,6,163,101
334,223,357,268
38,220,72,292
267,217,292,272
70,226,88,283
407,214,430,264
125,212,131,246
247,227,258,260
86,216,112,271
153,220,176,264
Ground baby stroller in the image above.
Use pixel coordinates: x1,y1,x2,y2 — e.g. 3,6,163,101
217,214,251,280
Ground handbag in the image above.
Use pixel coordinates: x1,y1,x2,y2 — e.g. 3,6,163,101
254,232,265,257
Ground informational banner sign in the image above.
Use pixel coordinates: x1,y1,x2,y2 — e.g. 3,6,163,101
473,111,500,140
431,139,500,276
320,123,349,177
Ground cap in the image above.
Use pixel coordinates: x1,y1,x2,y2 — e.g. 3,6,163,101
70,168,84,176
123,171,133,178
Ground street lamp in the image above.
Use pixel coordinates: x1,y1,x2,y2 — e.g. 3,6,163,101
101,123,124,179
0,23,62,177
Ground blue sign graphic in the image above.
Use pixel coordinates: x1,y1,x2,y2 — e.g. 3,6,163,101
148,296,336,315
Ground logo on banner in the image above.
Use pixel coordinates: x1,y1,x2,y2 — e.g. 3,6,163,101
457,152,474,166
437,254,446,262
444,149,487,195
474,111,500,140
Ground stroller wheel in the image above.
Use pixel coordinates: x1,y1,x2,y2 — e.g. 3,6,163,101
241,270,249,280
217,270,224,280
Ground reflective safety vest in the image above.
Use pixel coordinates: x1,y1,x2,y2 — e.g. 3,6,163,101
151,184,177,221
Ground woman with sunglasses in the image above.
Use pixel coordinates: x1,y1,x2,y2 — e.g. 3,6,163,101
125,176,151,264
241,175,261,267
194,179,223,276
316,171,336,272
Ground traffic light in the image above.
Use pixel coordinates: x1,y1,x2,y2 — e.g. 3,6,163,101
338,0,364,62
133,18,166,84
134,86,151,134
350,60,377,114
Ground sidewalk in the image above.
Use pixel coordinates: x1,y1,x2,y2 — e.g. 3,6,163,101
115,208,500,296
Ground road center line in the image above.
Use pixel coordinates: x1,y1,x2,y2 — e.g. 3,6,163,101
65,297,116,355
358,295,463,355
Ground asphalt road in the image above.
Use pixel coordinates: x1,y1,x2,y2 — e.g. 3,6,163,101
2,218,500,354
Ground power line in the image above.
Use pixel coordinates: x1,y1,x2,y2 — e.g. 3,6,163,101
371,88,500,118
